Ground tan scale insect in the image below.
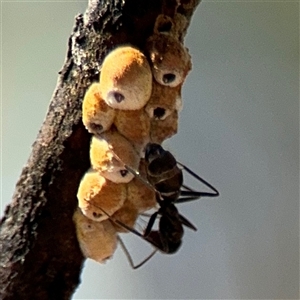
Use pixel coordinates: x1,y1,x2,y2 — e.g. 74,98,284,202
82,82,116,136
146,33,192,87
150,110,178,144
114,108,151,154
73,208,118,263
99,46,153,110
145,82,182,121
152,14,189,41
90,130,140,183
110,199,139,233
77,169,127,222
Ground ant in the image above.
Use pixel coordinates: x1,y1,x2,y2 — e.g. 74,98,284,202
101,143,219,269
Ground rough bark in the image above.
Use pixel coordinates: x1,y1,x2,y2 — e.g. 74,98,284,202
0,0,200,299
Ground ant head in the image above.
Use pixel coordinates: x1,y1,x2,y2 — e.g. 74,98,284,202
145,143,164,162
144,144,179,183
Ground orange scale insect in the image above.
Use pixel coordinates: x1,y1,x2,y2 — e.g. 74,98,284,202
73,208,118,263
114,108,151,155
82,82,116,136
90,130,140,184
150,110,179,144
145,82,182,121
111,199,139,233
146,33,191,88
77,169,127,222
99,46,153,110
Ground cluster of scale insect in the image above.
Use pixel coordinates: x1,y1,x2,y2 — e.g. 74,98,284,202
73,13,192,264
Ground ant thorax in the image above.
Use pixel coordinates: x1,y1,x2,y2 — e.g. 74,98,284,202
146,147,183,202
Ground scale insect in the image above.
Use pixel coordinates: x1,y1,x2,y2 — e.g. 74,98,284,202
99,143,220,269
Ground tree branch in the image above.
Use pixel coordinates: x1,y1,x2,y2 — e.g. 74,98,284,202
0,0,200,299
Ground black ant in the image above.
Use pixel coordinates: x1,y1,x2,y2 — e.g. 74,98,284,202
101,143,219,269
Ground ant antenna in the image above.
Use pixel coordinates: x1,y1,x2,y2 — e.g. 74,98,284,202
117,236,157,269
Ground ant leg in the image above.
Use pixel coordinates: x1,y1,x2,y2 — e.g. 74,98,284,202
181,184,195,191
178,213,197,231
181,184,208,194
97,203,157,239
91,202,145,238
176,185,204,202
177,194,203,203
139,212,153,217
177,161,219,197
143,211,158,237
176,186,204,203
117,236,136,268
118,236,157,269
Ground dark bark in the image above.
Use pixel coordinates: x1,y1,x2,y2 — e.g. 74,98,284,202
0,0,200,299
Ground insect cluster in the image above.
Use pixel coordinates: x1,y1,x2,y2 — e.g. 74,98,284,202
73,13,213,267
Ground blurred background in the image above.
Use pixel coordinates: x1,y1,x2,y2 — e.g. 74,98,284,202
2,1,299,299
